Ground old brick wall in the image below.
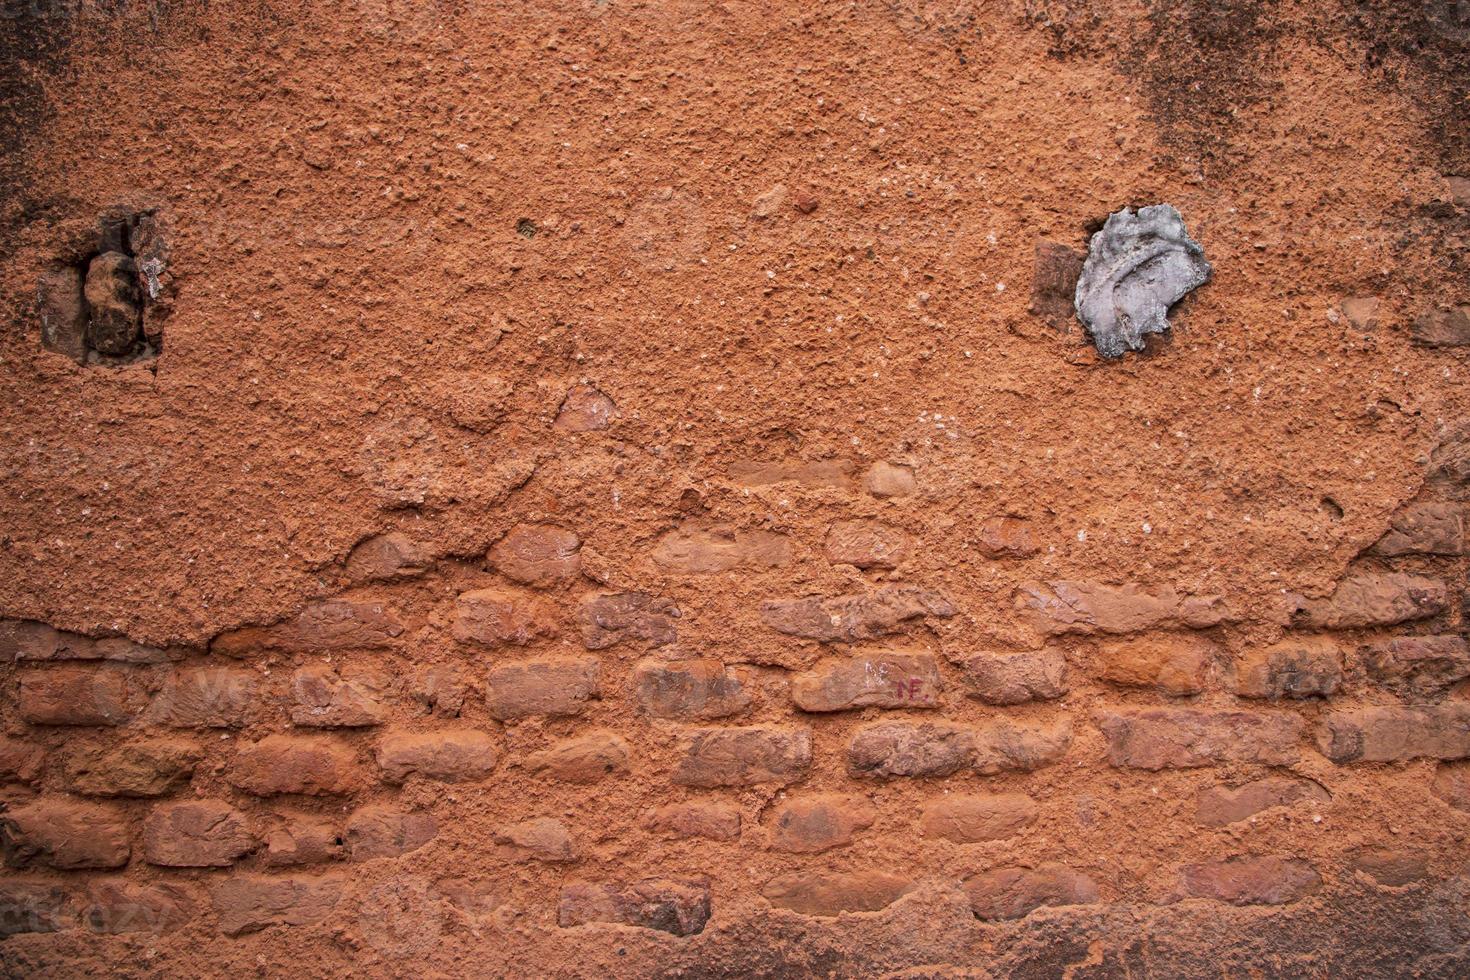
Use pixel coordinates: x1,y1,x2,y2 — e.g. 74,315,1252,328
3,1,1470,977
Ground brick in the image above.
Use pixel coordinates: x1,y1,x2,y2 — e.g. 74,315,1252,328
209,876,342,936
83,881,196,935
1433,761,1470,811
0,881,73,937
489,524,582,586
263,817,343,867
558,878,711,936
864,461,916,497
960,648,1067,705
554,384,617,431
1029,240,1085,327
762,871,915,917
1,620,180,663
1340,295,1379,332
212,599,405,654
965,865,1098,920
971,719,1073,775
37,262,88,362
1099,709,1303,770
412,665,469,718
579,592,680,649
143,800,254,867
289,664,388,727
975,516,1040,558
525,733,630,783
434,878,503,917
1347,848,1428,887
61,738,201,797
344,532,430,583
228,735,364,796
377,728,498,783
1196,777,1331,827
652,524,790,573
1318,704,1470,763
824,520,911,569
1371,502,1464,556
151,666,259,728
84,251,141,354
486,656,600,720
791,652,941,712
642,802,741,841
849,721,975,779
1017,581,1231,636
1412,305,1470,347
494,817,577,863
1098,634,1215,696
0,736,44,785
452,588,558,646
18,666,137,726
634,658,749,720
731,458,853,489
1235,637,1344,700
761,585,956,643
920,794,1037,843
1178,855,1320,905
767,794,876,853
1287,573,1448,630
1,801,130,869
345,806,437,860
673,726,811,787
1362,636,1470,698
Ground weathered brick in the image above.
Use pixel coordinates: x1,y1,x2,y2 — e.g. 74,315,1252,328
36,261,87,362
848,721,975,779
863,461,916,497
18,667,138,726
452,588,558,646
642,801,741,841
1287,573,1448,630
824,520,911,569
489,524,582,586
494,817,577,862
0,736,44,785
377,728,498,783
1235,637,1344,700
558,878,711,936
920,794,1037,843
1412,305,1470,347
1318,704,1470,763
209,876,341,936
143,800,255,867
579,592,679,649
1017,581,1231,636
554,384,617,431
971,719,1073,775
761,585,956,643
975,516,1040,558
344,532,430,583
1371,502,1464,556
1362,636,1470,699
61,738,200,797
151,666,259,728
791,652,941,712
652,524,791,573
433,877,503,918
767,794,876,853
1097,634,1215,696
1029,240,1085,327
1,621,180,664
1,801,130,869
411,665,469,718
1099,709,1303,770
1178,855,1320,905
263,816,343,867
212,599,404,654
731,458,853,489
525,733,630,783
762,871,915,917
345,806,437,860
0,881,73,937
1196,777,1330,827
485,657,600,720
228,735,364,796
673,726,811,787
1347,848,1428,887
1433,761,1470,811
965,865,1098,920
634,659,749,720
960,648,1067,705
83,881,196,935
289,664,388,727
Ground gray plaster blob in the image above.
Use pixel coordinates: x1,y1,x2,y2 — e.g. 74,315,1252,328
1074,204,1212,358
